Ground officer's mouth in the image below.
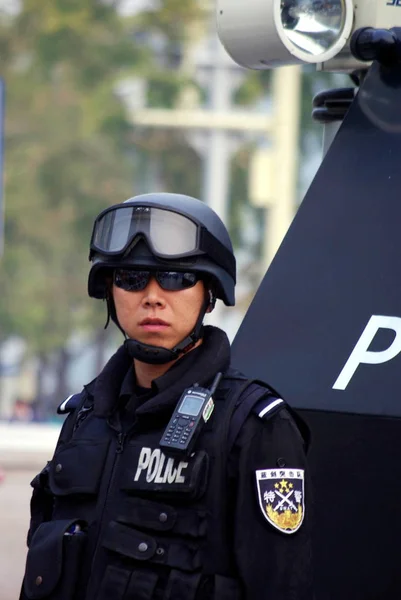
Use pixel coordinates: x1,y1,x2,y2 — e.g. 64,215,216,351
139,317,170,332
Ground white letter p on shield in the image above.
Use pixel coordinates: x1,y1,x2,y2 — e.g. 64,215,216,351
333,315,401,390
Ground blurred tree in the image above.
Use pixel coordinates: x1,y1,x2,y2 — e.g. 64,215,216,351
126,0,205,194
0,0,206,415
0,1,144,411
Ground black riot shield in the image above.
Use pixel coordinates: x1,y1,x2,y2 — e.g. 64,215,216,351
232,61,401,600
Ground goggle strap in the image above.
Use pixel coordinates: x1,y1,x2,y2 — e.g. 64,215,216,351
199,228,236,282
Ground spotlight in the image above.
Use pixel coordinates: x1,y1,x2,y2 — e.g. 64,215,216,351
216,0,401,71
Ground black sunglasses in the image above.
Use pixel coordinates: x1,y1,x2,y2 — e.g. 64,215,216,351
114,269,200,292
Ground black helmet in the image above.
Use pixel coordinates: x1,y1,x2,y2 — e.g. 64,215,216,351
88,192,236,305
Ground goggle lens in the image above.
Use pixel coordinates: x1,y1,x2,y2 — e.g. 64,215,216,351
114,269,199,292
92,206,198,257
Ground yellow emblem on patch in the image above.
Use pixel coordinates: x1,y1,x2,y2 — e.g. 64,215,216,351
256,469,305,534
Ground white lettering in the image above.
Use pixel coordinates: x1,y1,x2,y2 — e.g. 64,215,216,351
165,458,178,483
154,452,166,484
134,447,151,481
176,461,188,483
333,315,401,390
146,449,160,483
134,447,189,484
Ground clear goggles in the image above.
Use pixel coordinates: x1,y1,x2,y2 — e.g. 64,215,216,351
89,204,235,279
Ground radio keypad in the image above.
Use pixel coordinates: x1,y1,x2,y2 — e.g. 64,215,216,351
163,416,197,446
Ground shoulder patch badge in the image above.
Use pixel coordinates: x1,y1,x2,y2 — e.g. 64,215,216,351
255,468,305,534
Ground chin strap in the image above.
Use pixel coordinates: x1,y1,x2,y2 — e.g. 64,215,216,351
124,294,211,365
105,296,127,341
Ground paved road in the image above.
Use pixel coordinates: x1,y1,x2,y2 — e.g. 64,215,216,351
0,424,61,599
0,468,37,600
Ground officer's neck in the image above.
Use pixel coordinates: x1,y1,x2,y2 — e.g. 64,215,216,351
134,339,203,388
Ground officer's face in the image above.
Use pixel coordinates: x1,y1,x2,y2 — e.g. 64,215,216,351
112,274,206,350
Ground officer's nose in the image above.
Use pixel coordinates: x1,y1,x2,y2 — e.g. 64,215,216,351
142,276,166,308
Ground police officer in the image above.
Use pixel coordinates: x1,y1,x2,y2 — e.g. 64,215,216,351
20,193,313,600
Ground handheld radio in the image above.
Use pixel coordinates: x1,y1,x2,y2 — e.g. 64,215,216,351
159,372,223,455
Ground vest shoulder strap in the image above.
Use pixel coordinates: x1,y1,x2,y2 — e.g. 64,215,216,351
55,388,94,447
57,393,84,415
226,375,310,453
222,374,284,453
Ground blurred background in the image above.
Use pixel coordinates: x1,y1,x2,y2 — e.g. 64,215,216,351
0,0,348,597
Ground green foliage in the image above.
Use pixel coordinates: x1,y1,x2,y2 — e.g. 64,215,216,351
147,71,192,108
135,0,205,43
0,0,207,360
234,70,272,106
0,0,142,351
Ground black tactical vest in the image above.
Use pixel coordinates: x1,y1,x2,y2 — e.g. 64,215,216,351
21,368,273,600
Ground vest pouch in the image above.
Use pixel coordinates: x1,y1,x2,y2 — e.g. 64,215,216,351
102,521,202,572
22,519,87,600
117,497,207,538
121,447,209,500
49,439,109,496
28,463,53,545
97,565,159,600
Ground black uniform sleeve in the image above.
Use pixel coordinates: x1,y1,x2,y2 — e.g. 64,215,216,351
232,406,314,600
